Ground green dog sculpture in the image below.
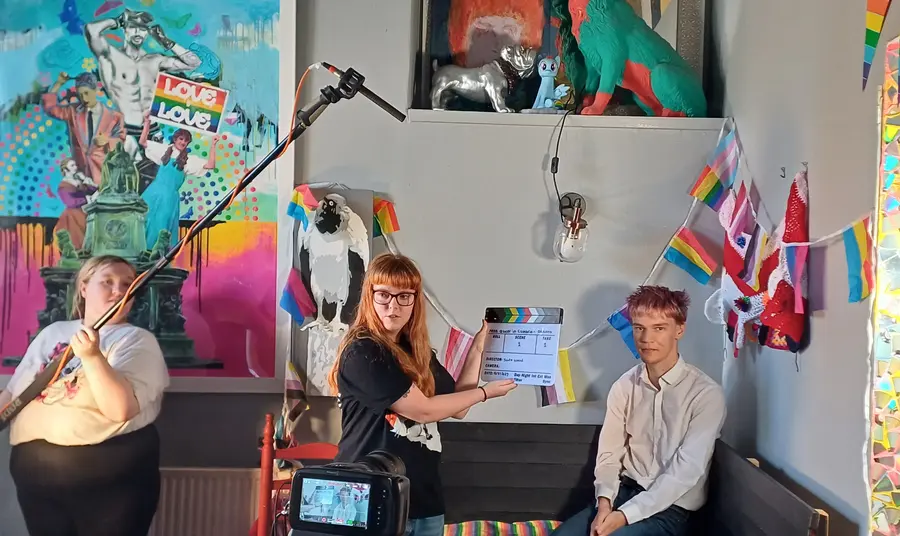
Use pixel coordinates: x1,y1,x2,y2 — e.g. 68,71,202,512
558,0,708,117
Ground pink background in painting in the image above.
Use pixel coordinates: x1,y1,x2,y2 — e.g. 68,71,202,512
0,222,276,378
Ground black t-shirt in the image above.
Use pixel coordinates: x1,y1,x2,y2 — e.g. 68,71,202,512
335,336,456,519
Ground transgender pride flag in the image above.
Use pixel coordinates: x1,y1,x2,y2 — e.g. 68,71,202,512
688,128,741,211
441,327,474,380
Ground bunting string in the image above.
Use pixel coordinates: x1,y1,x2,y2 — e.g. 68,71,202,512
781,211,875,248
379,164,874,374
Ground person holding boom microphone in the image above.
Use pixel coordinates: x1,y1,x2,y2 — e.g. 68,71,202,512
329,254,517,536
0,255,169,536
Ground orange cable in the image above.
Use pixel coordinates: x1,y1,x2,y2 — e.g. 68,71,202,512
1,65,314,416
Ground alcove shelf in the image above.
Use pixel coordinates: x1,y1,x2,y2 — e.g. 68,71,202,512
406,109,725,131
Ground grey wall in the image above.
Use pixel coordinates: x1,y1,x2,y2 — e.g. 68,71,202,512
0,0,747,533
711,0,883,534
292,0,726,427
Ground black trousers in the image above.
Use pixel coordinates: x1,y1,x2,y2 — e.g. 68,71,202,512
10,424,161,536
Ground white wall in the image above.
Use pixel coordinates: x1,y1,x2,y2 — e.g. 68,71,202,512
713,0,881,533
294,0,726,426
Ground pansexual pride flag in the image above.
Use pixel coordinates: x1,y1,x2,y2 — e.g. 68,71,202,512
287,185,319,231
864,0,894,89
150,73,229,135
689,129,740,211
843,216,875,302
664,227,719,285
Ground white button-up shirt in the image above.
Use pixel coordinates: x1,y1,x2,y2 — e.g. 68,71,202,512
594,357,726,524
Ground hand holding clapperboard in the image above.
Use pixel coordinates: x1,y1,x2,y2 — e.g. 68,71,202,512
481,307,564,386
149,72,230,135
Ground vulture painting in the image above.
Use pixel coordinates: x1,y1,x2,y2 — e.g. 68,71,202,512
298,193,369,331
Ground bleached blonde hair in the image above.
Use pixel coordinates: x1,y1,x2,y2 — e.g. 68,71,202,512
70,255,136,319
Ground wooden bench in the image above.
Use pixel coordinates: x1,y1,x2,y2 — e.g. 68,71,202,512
703,443,830,536
441,422,829,536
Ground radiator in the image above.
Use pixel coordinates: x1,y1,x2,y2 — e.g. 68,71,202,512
150,468,261,536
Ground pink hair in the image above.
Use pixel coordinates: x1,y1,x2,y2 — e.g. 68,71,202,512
626,285,691,325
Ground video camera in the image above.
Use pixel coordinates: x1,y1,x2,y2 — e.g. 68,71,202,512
289,450,410,536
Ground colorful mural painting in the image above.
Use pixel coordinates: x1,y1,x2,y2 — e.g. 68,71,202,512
874,36,900,536
0,0,281,379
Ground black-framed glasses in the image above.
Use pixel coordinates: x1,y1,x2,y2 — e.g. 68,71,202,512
373,290,416,307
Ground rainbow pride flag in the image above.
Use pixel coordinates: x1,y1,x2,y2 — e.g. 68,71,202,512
843,216,875,302
373,196,400,237
607,305,639,359
664,227,718,285
540,348,576,406
443,520,561,536
287,185,319,231
689,129,740,211
864,0,894,88
150,73,229,135
287,188,401,237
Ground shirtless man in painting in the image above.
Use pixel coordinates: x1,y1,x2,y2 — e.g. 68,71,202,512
84,8,201,184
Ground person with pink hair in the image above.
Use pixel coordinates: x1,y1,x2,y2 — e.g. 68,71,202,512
551,286,725,536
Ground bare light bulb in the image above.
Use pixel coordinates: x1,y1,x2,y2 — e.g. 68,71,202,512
554,198,589,263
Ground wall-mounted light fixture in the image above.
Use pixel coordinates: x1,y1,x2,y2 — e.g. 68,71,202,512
553,192,589,263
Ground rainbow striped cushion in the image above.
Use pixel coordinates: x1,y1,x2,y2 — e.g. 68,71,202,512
443,520,562,536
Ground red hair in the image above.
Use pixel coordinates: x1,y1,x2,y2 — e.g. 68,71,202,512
329,254,435,396
626,286,690,325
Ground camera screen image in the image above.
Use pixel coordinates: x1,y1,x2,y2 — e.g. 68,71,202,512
298,478,372,528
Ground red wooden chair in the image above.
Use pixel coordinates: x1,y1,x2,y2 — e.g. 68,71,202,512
254,413,338,536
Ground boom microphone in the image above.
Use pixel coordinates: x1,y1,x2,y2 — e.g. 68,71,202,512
0,66,403,432
319,62,407,123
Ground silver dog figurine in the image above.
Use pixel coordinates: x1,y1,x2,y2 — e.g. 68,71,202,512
431,45,538,113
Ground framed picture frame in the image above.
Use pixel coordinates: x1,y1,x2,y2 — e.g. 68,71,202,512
0,0,294,394
414,0,707,111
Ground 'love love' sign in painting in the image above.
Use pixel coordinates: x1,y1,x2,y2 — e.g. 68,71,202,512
150,73,229,135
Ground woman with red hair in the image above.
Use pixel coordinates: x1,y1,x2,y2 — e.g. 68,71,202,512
329,254,516,536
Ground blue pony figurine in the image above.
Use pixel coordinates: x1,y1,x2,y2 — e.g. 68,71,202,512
532,56,562,109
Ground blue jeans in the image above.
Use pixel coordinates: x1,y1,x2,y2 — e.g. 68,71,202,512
551,478,689,536
405,515,445,536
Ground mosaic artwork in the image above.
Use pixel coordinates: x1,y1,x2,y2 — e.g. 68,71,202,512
873,35,900,536
0,0,281,380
